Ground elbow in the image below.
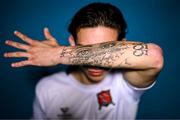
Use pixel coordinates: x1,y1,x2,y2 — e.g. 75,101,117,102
148,43,164,71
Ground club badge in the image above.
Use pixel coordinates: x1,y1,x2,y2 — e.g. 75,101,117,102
97,90,115,110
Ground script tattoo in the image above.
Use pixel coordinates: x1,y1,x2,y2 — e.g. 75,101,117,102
100,42,116,49
59,41,148,68
66,41,131,67
60,47,76,58
133,43,148,56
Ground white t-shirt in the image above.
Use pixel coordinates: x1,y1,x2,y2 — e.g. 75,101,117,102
33,71,154,120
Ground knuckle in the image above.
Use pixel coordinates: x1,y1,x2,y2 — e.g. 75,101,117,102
27,47,34,52
22,36,26,40
16,43,21,47
16,52,20,56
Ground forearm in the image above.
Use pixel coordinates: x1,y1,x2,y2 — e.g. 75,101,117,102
58,41,161,70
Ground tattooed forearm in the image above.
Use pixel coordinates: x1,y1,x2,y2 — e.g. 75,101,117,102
60,47,76,58
60,41,149,68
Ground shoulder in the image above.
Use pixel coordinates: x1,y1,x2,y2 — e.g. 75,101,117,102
35,71,70,95
111,70,155,91
34,71,70,111
110,71,155,100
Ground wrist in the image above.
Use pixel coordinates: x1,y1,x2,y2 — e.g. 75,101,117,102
56,46,72,65
51,46,65,65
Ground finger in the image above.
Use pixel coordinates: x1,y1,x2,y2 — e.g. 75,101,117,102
14,31,37,45
5,40,30,50
44,27,57,42
11,60,32,67
4,52,31,58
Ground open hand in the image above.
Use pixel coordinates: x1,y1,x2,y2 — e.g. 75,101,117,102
4,28,62,67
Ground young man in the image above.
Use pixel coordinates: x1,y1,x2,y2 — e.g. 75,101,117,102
4,3,163,120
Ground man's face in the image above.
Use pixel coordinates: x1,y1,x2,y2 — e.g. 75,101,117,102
76,26,118,83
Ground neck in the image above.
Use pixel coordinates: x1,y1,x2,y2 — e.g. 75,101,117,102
70,69,98,85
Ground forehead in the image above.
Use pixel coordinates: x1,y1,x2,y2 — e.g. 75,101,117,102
76,26,118,45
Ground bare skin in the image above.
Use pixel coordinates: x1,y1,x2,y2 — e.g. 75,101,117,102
4,26,164,88
4,28,60,66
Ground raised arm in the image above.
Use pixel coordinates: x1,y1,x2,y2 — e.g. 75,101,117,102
57,41,163,87
4,31,163,87
5,35,163,69
59,41,163,69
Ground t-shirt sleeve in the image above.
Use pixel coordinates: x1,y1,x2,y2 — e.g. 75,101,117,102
116,72,156,101
123,79,156,100
32,73,65,119
32,97,47,119
32,78,49,120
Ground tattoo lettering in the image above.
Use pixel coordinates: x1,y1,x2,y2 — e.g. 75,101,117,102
60,41,148,68
60,47,67,57
68,41,131,67
76,48,92,57
133,43,148,56
60,47,75,58
100,42,116,49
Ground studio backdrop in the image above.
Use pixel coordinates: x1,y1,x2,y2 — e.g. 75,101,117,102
0,0,179,119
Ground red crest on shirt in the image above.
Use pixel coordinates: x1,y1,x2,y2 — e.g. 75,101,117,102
97,90,115,110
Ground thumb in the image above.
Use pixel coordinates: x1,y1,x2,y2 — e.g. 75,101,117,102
44,27,57,42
